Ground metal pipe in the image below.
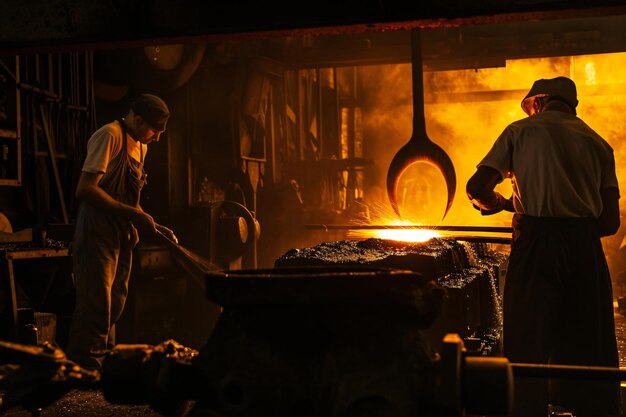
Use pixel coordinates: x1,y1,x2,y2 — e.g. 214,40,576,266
305,224,512,233
453,236,511,244
511,363,626,381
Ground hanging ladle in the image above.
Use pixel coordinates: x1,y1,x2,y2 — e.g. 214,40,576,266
386,29,456,220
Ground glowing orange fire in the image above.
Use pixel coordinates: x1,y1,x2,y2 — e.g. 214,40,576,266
353,52,626,256
347,219,442,242
372,226,440,242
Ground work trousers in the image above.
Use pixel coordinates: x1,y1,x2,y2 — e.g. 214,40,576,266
66,208,135,370
504,214,621,417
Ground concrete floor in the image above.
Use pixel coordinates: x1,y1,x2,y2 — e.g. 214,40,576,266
1,389,164,417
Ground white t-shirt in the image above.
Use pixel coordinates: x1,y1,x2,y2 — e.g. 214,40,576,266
478,110,619,218
82,122,147,174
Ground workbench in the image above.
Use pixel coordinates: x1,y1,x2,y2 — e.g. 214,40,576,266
0,244,71,340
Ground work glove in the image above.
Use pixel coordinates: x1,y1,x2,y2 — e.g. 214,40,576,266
471,193,514,216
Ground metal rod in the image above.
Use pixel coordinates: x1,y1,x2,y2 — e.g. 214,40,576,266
0,59,59,100
18,81,58,99
0,58,16,80
305,224,512,233
453,236,511,244
156,229,218,289
512,363,626,381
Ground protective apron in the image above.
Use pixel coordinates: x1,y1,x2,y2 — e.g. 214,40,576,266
66,120,145,370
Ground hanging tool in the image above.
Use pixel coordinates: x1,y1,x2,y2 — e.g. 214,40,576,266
386,29,456,220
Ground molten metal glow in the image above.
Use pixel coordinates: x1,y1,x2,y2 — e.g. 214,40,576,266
354,53,626,251
373,227,440,242
348,220,442,242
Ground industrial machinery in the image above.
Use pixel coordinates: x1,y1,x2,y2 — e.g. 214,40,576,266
2,264,625,417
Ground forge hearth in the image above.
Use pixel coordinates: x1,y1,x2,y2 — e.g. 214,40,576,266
197,267,446,417
188,238,507,416
275,237,508,355
275,238,485,277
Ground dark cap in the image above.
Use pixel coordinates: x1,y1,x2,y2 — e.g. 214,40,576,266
131,93,170,131
521,76,578,115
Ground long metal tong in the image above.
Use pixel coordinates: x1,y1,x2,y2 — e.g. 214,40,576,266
156,229,219,287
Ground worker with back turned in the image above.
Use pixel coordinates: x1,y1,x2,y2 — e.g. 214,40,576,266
466,76,621,417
